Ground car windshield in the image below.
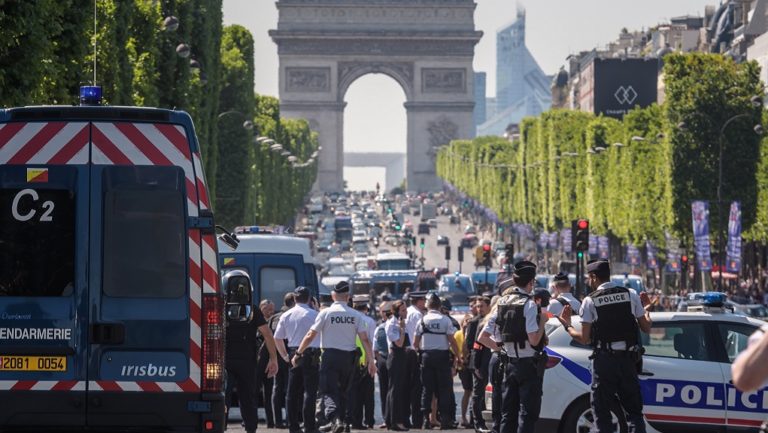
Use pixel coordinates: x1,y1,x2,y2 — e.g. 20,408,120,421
611,277,644,292
328,263,354,276
440,275,473,293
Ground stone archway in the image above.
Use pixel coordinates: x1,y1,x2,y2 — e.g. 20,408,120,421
270,0,482,192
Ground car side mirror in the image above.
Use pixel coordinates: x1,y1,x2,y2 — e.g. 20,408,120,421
216,225,240,250
222,270,253,322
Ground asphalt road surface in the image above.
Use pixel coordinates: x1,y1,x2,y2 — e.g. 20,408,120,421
227,375,472,433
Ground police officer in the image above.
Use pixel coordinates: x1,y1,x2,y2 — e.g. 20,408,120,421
557,259,652,433
274,287,320,433
293,281,376,433
477,261,548,433
413,294,460,430
547,273,581,317
271,292,296,428
467,296,492,432
348,295,377,430
405,292,428,428
385,300,410,431
374,301,393,428
225,295,279,433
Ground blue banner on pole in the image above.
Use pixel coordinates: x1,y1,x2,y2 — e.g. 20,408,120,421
598,236,610,260
538,232,548,249
646,241,658,270
548,232,559,250
562,229,572,254
665,231,681,273
626,244,641,266
726,201,742,273
691,201,713,271
589,234,598,256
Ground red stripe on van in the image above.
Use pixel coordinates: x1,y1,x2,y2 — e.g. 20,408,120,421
137,381,163,392
11,381,37,391
8,122,67,164
51,381,78,391
155,124,191,159
190,339,202,367
0,122,26,148
178,377,199,392
186,178,198,204
96,381,122,392
48,125,89,164
115,123,173,166
92,126,131,164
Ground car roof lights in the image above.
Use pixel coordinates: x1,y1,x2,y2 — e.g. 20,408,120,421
79,85,102,106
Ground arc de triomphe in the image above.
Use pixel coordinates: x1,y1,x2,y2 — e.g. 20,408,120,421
270,0,482,192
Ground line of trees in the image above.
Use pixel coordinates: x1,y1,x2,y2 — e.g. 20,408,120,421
0,1,317,228
438,53,766,258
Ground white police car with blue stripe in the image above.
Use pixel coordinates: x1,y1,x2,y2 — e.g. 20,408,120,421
486,294,767,433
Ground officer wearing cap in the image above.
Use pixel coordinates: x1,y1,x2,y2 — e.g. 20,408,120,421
274,286,320,433
348,295,376,429
477,261,548,433
374,301,393,427
293,281,376,433
557,259,652,433
405,291,428,428
413,294,459,430
547,273,580,317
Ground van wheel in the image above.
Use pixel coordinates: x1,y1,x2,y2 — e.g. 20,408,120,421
561,396,627,433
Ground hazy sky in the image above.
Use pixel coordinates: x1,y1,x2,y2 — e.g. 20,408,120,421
223,0,712,190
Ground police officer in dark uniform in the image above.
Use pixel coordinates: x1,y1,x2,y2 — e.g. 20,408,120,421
557,259,652,433
467,296,491,432
271,292,296,428
292,281,377,433
274,287,320,433
477,261,548,433
225,294,279,433
413,294,460,430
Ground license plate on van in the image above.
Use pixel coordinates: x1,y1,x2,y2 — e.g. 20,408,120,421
0,356,66,371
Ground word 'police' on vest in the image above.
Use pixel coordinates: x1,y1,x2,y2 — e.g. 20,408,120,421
595,292,629,306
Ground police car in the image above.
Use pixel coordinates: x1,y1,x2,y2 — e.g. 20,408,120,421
0,87,226,432
485,293,768,433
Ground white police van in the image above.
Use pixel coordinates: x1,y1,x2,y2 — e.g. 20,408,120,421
217,226,319,307
0,87,227,432
486,293,767,433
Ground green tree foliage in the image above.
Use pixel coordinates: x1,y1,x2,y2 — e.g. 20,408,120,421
438,53,766,251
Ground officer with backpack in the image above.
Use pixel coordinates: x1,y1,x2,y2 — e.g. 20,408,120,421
547,272,580,317
557,259,652,433
413,293,460,430
477,261,548,433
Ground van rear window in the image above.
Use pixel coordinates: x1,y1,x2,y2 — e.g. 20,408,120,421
260,267,296,307
102,166,186,298
0,188,75,296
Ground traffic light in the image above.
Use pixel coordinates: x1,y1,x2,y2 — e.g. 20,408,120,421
680,255,689,289
420,237,425,249
482,244,492,267
504,243,514,261
572,219,590,253
458,246,464,262
445,245,451,261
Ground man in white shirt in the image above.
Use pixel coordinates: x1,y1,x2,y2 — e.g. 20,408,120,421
404,292,427,428
547,272,581,317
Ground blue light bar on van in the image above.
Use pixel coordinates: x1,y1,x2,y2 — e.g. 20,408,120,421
234,226,274,234
79,86,102,106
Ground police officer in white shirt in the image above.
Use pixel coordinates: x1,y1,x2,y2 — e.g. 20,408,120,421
413,293,459,430
404,292,427,428
547,272,581,317
384,300,410,431
558,259,652,433
348,295,377,429
275,286,320,433
477,261,548,433
293,281,376,433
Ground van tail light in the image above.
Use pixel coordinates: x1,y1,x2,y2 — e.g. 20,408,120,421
202,294,224,392
545,355,562,369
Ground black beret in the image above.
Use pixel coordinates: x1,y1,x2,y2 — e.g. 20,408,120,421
553,272,569,283
586,259,610,274
333,280,350,293
513,260,537,280
294,286,310,296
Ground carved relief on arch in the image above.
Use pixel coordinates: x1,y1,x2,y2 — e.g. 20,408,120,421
427,115,459,148
337,61,414,99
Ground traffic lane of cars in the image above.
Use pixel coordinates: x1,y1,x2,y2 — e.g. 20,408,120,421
484,312,767,433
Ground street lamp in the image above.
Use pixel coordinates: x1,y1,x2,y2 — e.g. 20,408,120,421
217,111,253,131
594,146,607,153
287,156,298,163
280,151,291,157
612,142,625,148
270,144,283,153
631,136,645,142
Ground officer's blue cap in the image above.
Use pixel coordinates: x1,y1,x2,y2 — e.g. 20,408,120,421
553,272,569,283
586,259,610,274
513,261,537,280
294,286,310,296
408,291,428,299
333,281,350,293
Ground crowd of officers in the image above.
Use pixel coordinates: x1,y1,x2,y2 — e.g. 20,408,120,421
225,258,654,433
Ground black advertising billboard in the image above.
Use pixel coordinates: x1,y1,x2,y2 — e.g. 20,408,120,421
592,58,658,119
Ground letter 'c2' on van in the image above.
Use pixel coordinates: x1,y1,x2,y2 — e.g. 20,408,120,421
0,106,226,433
